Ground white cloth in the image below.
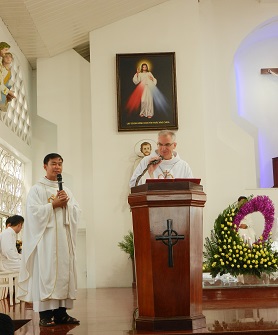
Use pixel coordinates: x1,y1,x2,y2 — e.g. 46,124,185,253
129,151,193,188
0,227,21,271
17,177,81,312
133,71,157,117
238,215,256,245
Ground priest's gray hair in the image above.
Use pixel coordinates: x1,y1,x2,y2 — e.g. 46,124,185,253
158,129,176,142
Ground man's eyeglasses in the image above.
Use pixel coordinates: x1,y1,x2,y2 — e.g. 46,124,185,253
157,142,174,147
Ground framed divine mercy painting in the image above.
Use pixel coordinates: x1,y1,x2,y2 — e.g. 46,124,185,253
116,52,178,131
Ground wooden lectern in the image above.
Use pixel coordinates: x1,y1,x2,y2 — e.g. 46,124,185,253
273,157,278,188
128,180,207,331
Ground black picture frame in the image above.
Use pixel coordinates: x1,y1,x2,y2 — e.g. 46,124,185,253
116,52,178,131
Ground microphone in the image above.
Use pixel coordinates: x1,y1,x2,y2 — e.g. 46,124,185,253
148,155,164,166
57,173,63,191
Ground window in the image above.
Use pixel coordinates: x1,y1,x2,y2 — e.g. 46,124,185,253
0,147,25,232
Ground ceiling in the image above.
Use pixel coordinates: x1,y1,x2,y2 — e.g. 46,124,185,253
0,0,170,69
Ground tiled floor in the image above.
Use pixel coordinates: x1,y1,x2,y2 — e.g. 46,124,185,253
1,287,278,334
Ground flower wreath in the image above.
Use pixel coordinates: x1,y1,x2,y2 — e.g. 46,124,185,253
204,195,278,278
233,195,275,242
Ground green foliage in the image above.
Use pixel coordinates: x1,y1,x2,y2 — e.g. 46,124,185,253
204,201,278,278
118,230,134,260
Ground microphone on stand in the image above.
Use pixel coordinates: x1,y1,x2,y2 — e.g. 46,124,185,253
57,173,63,191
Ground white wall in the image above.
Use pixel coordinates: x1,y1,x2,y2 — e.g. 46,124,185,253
88,0,278,287
89,0,205,288
234,17,278,188
35,50,92,287
6,0,278,289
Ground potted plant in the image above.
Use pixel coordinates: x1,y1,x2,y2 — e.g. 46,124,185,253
118,230,136,288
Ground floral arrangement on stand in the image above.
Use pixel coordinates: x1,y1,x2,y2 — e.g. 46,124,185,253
203,195,278,278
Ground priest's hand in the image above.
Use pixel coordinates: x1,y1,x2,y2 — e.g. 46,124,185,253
239,223,248,229
52,190,69,208
147,156,162,178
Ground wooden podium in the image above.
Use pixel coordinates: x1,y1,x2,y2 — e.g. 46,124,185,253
128,180,207,331
273,157,278,187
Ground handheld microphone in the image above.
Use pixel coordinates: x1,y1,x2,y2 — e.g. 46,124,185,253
148,156,164,166
57,174,63,191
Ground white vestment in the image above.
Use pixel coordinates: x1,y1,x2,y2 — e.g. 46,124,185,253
238,215,256,245
129,151,193,188
0,227,21,271
17,177,81,312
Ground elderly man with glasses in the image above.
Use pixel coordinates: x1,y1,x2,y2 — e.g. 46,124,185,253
129,129,193,187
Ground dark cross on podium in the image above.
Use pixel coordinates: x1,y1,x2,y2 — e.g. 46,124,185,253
155,219,184,267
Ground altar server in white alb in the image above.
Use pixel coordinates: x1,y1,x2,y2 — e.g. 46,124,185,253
130,129,193,187
0,215,23,272
18,153,81,327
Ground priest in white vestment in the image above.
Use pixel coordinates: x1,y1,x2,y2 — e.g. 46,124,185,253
237,196,256,245
17,153,81,327
0,215,23,272
130,129,193,188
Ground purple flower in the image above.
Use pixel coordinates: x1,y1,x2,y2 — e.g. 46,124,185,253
234,195,275,242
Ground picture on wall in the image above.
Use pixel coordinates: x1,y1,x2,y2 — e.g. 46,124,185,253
116,52,178,131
